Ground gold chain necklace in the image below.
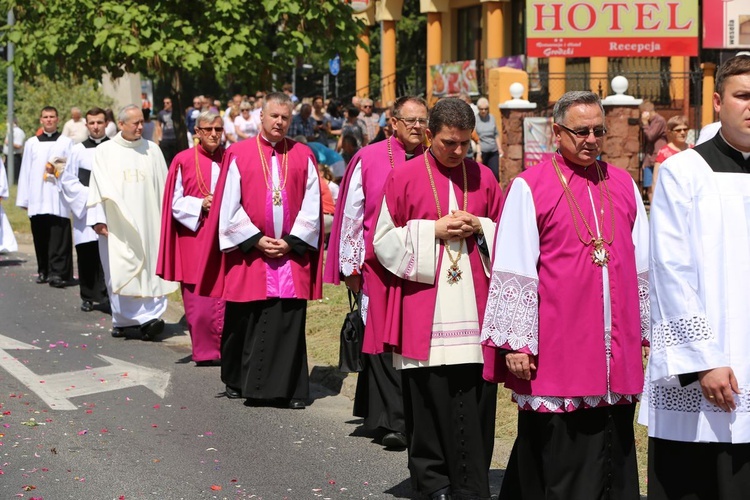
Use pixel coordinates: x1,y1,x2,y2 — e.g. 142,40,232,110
257,135,289,206
194,144,212,197
387,137,395,169
424,151,468,284
551,154,615,266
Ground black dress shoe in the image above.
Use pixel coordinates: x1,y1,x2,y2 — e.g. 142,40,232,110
140,319,165,341
195,359,221,367
429,494,452,500
80,300,94,312
288,399,306,409
381,431,407,449
35,273,48,284
48,277,66,288
111,327,126,338
224,386,242,399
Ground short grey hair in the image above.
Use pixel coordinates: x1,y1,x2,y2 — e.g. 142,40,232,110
117,104,141,123
476,97,489,108
360,97,373,107
262,92,293,112
197,110,221,128
553,91,604,124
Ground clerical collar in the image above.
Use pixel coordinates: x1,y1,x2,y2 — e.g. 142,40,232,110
38,130,61,142
555,151,599,171
82,136,109,148
405,152,415,160
259,134,279,148
718,130,750,160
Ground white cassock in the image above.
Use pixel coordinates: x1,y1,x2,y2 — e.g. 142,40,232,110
15,133,73,216
0,158,17,253
640,138,750,443
56,141,101,246
87,133,178,328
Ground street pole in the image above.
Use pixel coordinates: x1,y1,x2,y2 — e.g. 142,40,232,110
6,9,14,184
335,75,339,98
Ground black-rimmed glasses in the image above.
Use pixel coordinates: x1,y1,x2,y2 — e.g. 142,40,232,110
557,123,607,138
198,126,224,133
397,117,428,127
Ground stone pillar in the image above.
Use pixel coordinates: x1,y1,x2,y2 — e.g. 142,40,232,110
356,27,371,98
548,57,566,102
590,57,608,97
701,62,717,127
600,105,642,183
486,2,504,59
499,109,536,187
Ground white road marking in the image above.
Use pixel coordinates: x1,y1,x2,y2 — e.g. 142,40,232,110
0,334,170,410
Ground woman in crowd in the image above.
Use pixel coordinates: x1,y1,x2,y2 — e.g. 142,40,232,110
474,97,504,181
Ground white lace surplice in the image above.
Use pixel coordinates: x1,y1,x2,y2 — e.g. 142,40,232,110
482,177,649,412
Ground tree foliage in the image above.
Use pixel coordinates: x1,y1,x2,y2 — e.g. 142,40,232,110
13,76,114,138
0,0,365,146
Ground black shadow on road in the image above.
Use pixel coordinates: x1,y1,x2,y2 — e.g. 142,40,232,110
0,257,25,266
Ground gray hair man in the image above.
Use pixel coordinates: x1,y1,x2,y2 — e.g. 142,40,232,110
88,104,177,340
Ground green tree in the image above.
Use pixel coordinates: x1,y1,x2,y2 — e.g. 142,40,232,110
13,76,114,139
0,0,364,147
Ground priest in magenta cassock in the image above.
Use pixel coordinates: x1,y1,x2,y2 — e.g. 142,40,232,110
373,98,502,500
640,53,750,500
481,91,649,500
212,92,322,409
157,110,226,366
87,105,178,341
325,95,429,449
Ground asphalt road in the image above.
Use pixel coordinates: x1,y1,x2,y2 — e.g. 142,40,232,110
0,240,506,499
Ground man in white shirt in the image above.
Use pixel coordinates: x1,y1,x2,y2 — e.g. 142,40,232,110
61,107,89,144
3,119,25,184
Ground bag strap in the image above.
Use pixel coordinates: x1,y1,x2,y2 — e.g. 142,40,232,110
348,289,361,312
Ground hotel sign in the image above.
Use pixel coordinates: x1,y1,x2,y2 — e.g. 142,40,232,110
526,1,699,57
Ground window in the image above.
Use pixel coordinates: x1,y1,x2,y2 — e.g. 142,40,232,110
457,5,482,62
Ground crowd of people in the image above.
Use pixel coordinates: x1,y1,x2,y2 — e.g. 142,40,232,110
1,52,749,500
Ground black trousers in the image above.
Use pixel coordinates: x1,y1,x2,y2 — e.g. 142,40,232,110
353,352,405,434
402,364,497,499
222,299,309,400
76,241,107,302
481,150,500,182
648,437,750,500
159,139,178,166
30,214,73,280
500,403,640,500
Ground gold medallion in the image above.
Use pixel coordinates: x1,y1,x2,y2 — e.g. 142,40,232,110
591,238,610,266
446,264,463,284
272,189,282,206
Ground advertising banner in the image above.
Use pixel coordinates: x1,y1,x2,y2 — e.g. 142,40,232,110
483,55,526,84
703,0,750,49
526,1,699,57
430,60,479,97
524,117,556,170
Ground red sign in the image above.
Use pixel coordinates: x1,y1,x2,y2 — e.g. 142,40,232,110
526,1,699,57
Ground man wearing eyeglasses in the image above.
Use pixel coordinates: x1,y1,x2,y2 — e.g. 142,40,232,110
482,90,649,499
326,96,428,451
641,52,750,500
359,98,380,144
157,111,226,366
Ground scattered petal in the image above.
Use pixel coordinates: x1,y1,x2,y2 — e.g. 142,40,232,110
210,485,222,491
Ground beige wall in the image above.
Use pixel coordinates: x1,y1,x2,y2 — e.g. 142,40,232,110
101,72,142,112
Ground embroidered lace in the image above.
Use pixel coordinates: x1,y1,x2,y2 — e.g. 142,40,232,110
481,271,539,353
